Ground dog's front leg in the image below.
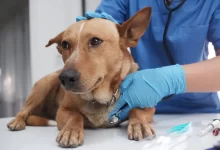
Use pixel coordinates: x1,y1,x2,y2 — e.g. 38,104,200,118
128,107,156,141
56,107,84,148
7,71,61,131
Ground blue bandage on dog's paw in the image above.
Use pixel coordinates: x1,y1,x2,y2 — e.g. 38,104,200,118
76,16,87,22
85,12,102,19
76,11,118,24
101,12,119,24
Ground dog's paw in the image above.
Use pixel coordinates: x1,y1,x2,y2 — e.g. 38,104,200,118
128,121,155,141
7,118,26,131
56,128,84,148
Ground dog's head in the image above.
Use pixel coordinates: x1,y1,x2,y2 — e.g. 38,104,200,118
46,7,151,104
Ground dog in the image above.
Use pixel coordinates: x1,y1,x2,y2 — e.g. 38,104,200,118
7,7,156,148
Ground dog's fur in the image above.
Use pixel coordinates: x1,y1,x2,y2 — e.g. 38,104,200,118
7,7,156,148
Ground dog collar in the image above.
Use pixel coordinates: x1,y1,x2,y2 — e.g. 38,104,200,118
91,88,119,107
107,88,119,107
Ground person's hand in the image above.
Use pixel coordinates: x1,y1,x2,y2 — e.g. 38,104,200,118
76,12,118,24
109,64,187,121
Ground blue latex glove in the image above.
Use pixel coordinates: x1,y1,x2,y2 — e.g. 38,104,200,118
76,12,119,24
109,64,187,121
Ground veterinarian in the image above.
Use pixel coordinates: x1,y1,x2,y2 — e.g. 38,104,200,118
93,0,220,120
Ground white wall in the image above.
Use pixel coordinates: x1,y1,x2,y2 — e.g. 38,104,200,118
208,43,216,59
86,0,101,11
29,0,82,85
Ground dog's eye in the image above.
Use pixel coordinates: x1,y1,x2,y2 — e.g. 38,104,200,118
61,41,70,49
90,37,103,46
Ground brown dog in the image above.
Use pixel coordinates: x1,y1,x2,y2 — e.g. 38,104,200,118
7,7,155,148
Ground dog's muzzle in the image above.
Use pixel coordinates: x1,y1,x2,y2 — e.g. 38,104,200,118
59,69,80,89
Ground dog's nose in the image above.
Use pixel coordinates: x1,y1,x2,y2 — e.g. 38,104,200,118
59,69,80,88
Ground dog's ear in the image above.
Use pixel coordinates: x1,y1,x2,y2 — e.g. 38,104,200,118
117,7,151,47
45,31,65,54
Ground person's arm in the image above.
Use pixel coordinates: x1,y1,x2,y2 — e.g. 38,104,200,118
109,55,220,120
188,5,220,92
184,53,220,92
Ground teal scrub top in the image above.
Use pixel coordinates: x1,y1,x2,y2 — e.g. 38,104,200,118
96,0,220,113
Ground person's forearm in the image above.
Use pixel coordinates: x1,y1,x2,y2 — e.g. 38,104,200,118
183,50,220,92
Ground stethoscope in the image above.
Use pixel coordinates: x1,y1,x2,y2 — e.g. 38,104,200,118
147,0,187,107
163,0,186,65
161,0,186,100
108,0,187,125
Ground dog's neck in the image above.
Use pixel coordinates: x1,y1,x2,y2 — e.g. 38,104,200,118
90,88,119,107
80,48,138,106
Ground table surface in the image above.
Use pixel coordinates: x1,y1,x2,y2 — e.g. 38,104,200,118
0,114,220,150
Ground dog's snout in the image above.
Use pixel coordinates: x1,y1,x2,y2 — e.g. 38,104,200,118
59,69,80,88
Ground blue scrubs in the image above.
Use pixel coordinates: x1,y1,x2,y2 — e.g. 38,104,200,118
96,0,220,113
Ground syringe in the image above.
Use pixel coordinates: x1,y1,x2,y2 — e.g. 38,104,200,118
198,120,220,136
